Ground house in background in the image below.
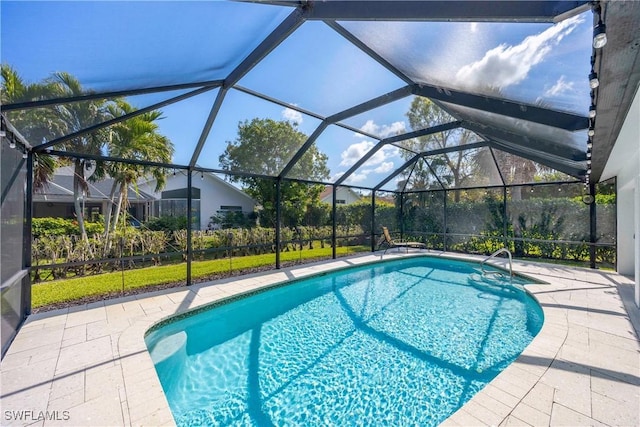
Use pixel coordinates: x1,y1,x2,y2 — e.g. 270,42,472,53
319,186,363,205
34,166,154,223
137,171,257,230
35,168,257,230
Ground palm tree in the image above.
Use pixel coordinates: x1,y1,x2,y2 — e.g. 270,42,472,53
1,64,60,190
473,148,548,200
103,100,174,253
47,72,110,241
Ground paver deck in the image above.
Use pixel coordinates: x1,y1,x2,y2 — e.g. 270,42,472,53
2,251,638,426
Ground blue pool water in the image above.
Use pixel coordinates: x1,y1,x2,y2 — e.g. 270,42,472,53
145,256,543,426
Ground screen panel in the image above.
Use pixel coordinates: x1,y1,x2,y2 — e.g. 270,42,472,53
1,2,292,94
239,20,406,117
1,132,28,358
341,12,592,115
492,147,576,185
198,89,322,176
423,145,502,189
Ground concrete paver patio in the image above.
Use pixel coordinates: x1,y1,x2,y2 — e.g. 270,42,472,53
1,251,638,426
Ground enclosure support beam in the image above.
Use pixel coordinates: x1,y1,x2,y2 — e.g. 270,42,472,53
234,85,380,141
374,153,421,191
327,86,413,123
371,191,376,252
443,191,448,252
334,141,387,187
503,186,509,248
485,139,585,180
332,186,337,259
589,182,597,269
327,21,414,86
276,178,282,269
399,192,405,241
280,122,329,178
473,125,586,162
384,121,463,146
414,85,588,131
189,88,228,167
334,121,463,187
24,153,33,314
2,80,224,112
187,170,193,286
406,179,582,194
425,158,446,189
234,85,326,122
224,8,306,88
489,147,507,186
34,86,216,153
304,0,589,22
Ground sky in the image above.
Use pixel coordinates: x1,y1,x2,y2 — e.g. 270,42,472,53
1,1,593,190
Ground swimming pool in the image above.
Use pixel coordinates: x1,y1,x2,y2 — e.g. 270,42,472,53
145,256,543,426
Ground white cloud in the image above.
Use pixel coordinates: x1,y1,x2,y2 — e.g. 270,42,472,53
544,75,575,97
345,171,368,184
470,22,478,33
333,169,375,185
282,107,303,124
374,144,399,163
456,16,583,90
340,140,374,167
341,120,404,174
358,119,406,138
335,142,399,185
339,140,399,168
331,171,344,181
374,161,394,174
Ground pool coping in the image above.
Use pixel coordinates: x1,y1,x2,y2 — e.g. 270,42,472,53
1,251,638,426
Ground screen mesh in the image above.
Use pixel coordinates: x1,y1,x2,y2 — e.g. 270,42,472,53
1,136,28,357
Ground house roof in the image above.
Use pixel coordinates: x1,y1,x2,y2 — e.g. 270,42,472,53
35,167,156,202
3,1,639,191
139,171,257,205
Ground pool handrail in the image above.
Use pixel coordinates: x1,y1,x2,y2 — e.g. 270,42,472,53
481,248,513,283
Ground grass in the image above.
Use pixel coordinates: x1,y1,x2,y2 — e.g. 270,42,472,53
32,245,369,308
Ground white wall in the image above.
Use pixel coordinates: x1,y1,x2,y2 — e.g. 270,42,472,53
138,172,256,230
601,84,640,306
198,174,256,229
321,187,361,205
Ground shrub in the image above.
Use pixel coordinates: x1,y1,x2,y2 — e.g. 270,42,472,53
209,210,256,229
145,216,188,233
32,217,104,238
33,217,74,237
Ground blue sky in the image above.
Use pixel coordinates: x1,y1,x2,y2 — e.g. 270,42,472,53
1,1,592,189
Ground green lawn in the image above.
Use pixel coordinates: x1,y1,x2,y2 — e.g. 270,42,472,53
32,245,368,308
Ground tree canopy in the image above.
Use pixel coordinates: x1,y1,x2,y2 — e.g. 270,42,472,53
2,66,174,241
401,97,556,200
401,97,477,193
102,100,174,252
219,118,330,227
1,65,60,190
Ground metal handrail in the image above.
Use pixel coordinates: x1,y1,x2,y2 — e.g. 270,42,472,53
481,248,513,282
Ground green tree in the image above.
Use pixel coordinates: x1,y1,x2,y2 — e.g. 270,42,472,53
403,97,477,200
1,65,60,190
47,72,111,241
103,101,174,252
219,118,330,227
